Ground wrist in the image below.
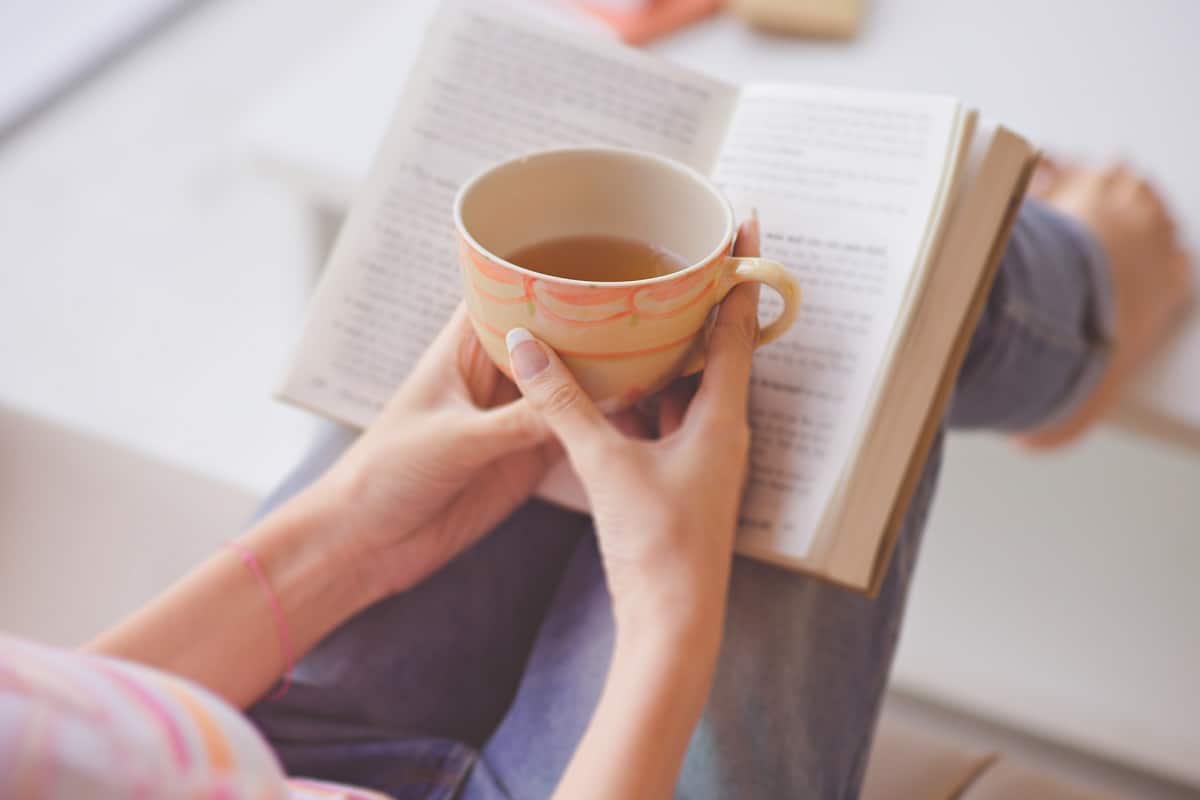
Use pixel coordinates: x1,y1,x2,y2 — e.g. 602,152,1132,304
244,483,381,619
311,462,413,601
609,619,722,723
562,599,724,799
612,590,724,678
606,526,731,659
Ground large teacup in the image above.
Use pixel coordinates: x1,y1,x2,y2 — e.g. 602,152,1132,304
455,147,800,408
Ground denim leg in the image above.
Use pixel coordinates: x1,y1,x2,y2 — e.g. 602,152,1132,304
461,439,943,800
674,437,944,799
466,199,1115,798
247,423,594,797
950,197,1114,431
461,531,616,799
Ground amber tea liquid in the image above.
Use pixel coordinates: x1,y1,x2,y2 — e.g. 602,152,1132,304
507,235,687,282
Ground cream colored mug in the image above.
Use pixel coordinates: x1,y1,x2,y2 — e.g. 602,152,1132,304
454,147,800,408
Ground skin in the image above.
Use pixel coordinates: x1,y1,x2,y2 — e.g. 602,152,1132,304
89,301,562,706
509,223,764,800
90,221,763,795
1021,160,1194,448
88,169,1192,795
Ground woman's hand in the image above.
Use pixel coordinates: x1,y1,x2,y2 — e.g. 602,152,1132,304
509,288,755,648
510,220,762,800
509,225,761,650
311,305,558,599
91,307,556,705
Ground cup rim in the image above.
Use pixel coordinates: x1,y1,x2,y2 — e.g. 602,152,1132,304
452,146,735,288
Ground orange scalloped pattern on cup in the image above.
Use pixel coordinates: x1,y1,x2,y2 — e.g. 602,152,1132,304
462,235,720,329
462,240,533,305
468,311,699,360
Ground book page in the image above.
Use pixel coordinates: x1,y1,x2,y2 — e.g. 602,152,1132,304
827,125,1035,589
712,85,962,560
280,0,739,425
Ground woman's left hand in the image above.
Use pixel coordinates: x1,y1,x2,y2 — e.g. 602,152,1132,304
90,306,556,706
310,305,556,599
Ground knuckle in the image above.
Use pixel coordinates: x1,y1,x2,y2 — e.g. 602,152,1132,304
541,379,583,418
729,419,752,453
715,312,759,352
704,409,751,447
572,433,625,476
495,404,540,439
585,434,623,465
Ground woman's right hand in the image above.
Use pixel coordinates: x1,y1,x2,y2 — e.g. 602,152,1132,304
510,220,761,800
506,226,761,654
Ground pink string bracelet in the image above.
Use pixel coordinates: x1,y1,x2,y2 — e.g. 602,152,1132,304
226,539,294,700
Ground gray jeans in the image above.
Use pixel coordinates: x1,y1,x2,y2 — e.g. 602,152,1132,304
249,198,1113,799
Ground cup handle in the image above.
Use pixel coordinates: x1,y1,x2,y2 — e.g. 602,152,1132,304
679,256,801,376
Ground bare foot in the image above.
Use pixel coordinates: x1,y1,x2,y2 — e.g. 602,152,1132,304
1020,161,1194,449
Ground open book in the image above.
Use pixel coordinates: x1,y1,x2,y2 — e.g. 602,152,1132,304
280,0,1036,593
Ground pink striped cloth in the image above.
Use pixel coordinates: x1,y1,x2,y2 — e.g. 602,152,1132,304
0,634,391,800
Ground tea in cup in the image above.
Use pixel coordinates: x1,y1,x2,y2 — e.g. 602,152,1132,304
454,147,800,407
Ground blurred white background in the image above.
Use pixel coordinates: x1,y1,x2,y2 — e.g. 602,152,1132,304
0,0,1196,793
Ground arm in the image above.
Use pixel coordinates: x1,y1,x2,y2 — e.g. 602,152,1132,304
87,482,372,708
508,220,764,798
88,307,555,708
557,621,722,798
544,169,1196,796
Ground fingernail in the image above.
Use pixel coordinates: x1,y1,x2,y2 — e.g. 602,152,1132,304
749,207,761,238
506,327,549,380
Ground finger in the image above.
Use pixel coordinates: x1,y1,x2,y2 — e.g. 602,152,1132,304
1038,154,1064,174
687,280,759,428
505,327,615,459
426,304,475,365
733,211,762,258
390,305,476,406
456,314,505,406
1127,176,1175,232
1028,156,1065,198
1170,247,1195,287
462,398,553,464
1100,160,1128,184
684,209,762,426
730,210,763,351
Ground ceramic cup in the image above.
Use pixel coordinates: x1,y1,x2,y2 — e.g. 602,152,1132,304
454,147,800,408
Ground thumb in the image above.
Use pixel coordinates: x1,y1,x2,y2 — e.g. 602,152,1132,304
505,328,613,459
